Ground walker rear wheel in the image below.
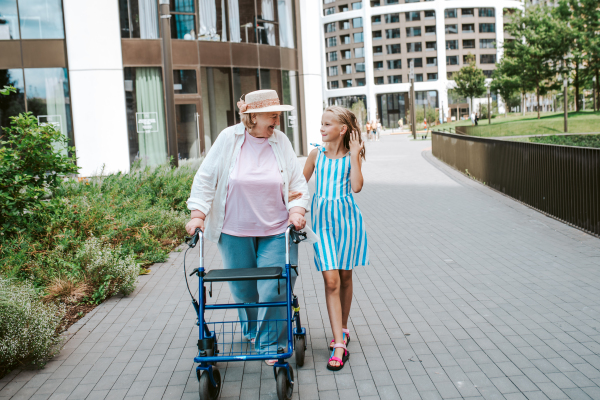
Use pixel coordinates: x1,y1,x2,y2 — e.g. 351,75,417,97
295,336,306,367
276,365,294,400
198,367,221,400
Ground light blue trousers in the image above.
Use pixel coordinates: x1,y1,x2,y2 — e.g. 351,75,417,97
217,232,298,354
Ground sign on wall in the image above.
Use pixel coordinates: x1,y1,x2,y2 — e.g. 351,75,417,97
136,112,159,134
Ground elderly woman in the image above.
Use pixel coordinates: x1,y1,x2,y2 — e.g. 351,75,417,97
186,89,309,362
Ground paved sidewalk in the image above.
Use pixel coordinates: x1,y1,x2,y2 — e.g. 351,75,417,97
2,134,600,400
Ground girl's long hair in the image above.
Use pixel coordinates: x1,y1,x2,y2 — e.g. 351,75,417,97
324,106,366,160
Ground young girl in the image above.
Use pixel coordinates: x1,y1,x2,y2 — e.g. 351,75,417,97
304,106,369,371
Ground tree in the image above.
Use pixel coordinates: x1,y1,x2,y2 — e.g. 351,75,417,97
350,99,367,127
491,57,522,117
452,53,486,116
504,3,570,119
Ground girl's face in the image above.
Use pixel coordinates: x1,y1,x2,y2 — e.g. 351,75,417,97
320,111,346,143
253,112,281,137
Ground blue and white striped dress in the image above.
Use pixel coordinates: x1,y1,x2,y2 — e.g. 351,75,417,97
311,145,369,271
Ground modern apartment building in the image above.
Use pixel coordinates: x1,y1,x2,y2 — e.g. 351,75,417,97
318,0,523,127
0,0,313,176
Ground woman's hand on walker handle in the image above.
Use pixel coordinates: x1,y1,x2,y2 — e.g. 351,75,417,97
288,190,302,202
186,216,205,235
288,212,306,230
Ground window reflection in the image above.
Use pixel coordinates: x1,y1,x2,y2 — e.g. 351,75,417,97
124,67,168,166
0,0,20,39
198,0,227,41
174,69,198,94
170,0,196,39
257,0,277,46
18,0,64,39
231,0,255,43
277,0,294,48
200,67,233,152
233,67,258,116
118,0,159,39
24,68,72,143
0,69,25,128
281,70,301,154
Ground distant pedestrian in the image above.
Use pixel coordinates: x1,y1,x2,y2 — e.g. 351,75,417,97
475,114,479,126
376,120,382,141
471,112,476,126
365,122,372,141
304,106,369,371
398,118,403,131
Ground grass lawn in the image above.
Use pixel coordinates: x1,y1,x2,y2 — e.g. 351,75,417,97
435,111,600,137
528,134,600,149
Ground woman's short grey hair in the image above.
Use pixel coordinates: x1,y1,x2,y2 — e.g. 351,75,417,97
240,112,257,131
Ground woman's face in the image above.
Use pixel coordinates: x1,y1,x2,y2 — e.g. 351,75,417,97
320,111,345,142
252,112,281,137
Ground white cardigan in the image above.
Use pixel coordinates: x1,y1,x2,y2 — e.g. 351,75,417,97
187,123,310,243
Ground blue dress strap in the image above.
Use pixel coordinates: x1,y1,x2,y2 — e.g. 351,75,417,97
310,143,327,153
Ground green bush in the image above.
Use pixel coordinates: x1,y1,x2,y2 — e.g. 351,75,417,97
0,113,79,235
0,277,65,376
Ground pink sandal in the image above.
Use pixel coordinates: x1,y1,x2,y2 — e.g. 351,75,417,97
326,343,349,371
329,329,350,350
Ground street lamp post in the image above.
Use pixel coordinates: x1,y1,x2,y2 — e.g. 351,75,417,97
409,61,416,139
594,76,597,112
159,0,178,167
487,86,491,125
563,76,568,133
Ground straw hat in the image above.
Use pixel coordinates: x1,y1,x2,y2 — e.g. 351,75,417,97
237,89,294,114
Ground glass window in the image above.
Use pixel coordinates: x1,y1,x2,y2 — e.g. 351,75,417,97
170,0,196,40
373,30,382,40
462,24,474,33
446,40,458,50
328,80,338,89
424,10,435,19
354,47,364,58
119,0,159,39
463,39,475,49
407,42,422,52
0,69,25,128
352,17,362,28
483,70,493,78
479,8,495,17
324,7,334,15
340,49,349,59
173,70,197,94
414,74,423,82
406,27,420,37
328,66,338,76
342,79,352,88
256,0,278,46
260,69,282,97
0,0,20,39
426,57,437,66
445,24,458,34
324,0,335,3
387,75,401,84
230,0,255,43
124,67,167,165
387,59,401,69
341,34,350,44
326,37,337,47
233,68,258,116
425,41,436,51
407,58,422,68
340,20,349,30
374,76,384,85
356,78,365,86
384,13,399,23
373,45,382,54
444,9,457,19
480,39,496,49
427,73,437,81
352,2,362,10
355,62,365,72
405,11,420,22
425,26,435,35
327,51,337,61
200,67,233,152
386,28,400,39
353,32,363,43
480,54,496,64
342,64,352,74
386,44,401,54
278,0,295,48
325,23,336,33
377,92,406,128
373,61,383,70
18,0,64,39
480,23,495,33
338,5,348,12
371,15,381,25
461,8,474,17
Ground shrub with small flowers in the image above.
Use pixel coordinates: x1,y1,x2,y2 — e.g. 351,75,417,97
0,277,65,376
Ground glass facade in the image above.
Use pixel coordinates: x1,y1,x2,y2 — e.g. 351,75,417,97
0,69,25,127
377,90,438,128
119,0,159,39
200,67,233,152
18,0,65,39
0,0,20,39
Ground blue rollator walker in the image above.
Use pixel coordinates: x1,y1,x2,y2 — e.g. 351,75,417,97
183,225,308,400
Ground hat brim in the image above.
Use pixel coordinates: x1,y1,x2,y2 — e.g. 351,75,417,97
243,105,295,113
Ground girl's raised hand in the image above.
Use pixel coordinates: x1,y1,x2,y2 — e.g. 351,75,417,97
349,130,364,154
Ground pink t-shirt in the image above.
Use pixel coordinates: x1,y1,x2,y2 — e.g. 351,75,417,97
221,130,289,237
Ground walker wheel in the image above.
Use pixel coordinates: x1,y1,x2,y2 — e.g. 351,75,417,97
276,366,294,400
198,367,221,400
295,336,306,367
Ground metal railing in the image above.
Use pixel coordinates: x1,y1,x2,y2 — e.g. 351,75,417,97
432,130,600,237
